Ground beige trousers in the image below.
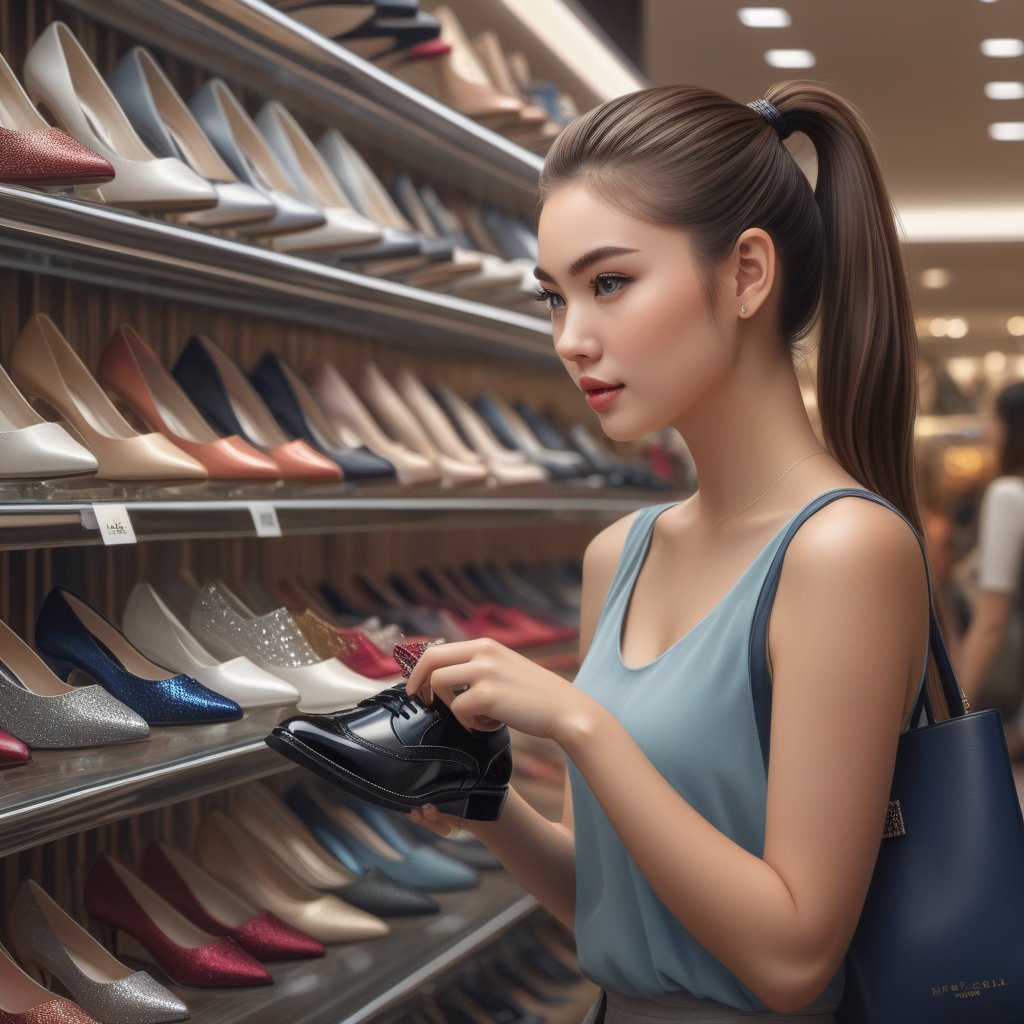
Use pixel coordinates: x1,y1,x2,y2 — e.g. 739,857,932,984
582,991,837,1024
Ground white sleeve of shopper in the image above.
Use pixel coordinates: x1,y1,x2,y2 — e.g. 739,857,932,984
976,476,1024,594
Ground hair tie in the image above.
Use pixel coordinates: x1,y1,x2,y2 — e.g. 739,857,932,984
747,98,792,141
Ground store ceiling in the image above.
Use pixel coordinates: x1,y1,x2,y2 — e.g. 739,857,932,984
641,0,1024,354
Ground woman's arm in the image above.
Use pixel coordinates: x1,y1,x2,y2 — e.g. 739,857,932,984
410,500,928,1014
957,478,1024,701
958,589,1014,702
411,512,638,930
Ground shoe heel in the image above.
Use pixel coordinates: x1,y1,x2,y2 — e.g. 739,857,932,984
41,653,76,682
434,789,507,821
93,919,119,956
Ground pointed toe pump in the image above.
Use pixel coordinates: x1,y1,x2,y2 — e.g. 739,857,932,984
0,361,97,480
110,46,277,230
249,352,396,482
11,881,190,1024
172,334,342,482
122,582,299,710
0,50,113,187
23,22,217,210
189,78,326,239
0,940,103,1024
255,101,385,254
9,314,209,482
195,810,391,944
84,854,272,989
0,729,30,768
35,587,243,726
304,360,440,486
0,614,149,749
141,842,328,961
98,325,281,481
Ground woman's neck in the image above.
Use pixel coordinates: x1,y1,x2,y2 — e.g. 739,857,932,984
674,353,827,527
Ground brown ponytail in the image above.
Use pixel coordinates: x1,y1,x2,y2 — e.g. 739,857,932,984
540,80,921,534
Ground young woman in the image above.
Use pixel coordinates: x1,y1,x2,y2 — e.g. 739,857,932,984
958,382,1024,719
405,82,932,1023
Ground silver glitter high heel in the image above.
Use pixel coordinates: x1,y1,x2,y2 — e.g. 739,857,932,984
0,617,149,749
188,580,384,714
11,880,189,1024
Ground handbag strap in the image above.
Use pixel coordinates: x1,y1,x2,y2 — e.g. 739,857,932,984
748,487,968,773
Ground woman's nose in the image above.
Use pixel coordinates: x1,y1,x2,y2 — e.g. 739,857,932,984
553,313,601,363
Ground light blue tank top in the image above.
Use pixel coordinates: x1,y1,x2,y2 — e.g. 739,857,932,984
569,492,929,1011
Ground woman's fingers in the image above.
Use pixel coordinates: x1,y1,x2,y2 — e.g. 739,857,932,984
405,639,497,698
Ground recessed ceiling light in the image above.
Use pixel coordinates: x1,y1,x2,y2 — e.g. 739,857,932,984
947,317,970,339
981,38,1024,57
738,8,791,28
765,49,815,68
921,268,951,289
985,350,1007,373
989,122,1024,140
1008,316,1024,337
985,82,1024,99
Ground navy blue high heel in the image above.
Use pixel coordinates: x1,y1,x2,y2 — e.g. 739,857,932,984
35,588,243,726
248,352,396,482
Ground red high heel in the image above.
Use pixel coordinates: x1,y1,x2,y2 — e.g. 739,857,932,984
140,842,324,962
0,729,30,768
0,940,100,1023
84,853,272,988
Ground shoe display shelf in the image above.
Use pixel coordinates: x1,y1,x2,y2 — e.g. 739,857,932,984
0,492,651,551
0,185,553,360
185,870,536,1024
59,0,543,209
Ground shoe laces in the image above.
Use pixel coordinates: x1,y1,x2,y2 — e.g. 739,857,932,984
358,683,424,720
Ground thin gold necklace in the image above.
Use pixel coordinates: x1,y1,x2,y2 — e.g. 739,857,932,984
711,450,829,529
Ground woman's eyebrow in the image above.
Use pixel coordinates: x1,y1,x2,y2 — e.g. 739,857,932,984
534,245,639,284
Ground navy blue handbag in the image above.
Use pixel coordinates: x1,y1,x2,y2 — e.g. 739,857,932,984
749,488,1024,1024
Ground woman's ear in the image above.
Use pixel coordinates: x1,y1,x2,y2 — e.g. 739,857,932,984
733,228,776,317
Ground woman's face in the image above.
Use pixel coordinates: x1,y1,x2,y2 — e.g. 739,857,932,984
535,182,737,442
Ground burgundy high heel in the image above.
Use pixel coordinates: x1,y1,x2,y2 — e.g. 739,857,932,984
84,853,272,988
0,729,30,768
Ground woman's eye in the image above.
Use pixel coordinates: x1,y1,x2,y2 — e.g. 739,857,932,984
534,288,565,312
592,274,630,298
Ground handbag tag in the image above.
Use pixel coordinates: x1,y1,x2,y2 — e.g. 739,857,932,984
883,799,906,839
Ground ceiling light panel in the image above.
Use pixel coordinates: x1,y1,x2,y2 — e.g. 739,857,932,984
988,122,1024,140
738,8,791,28
921,268,952,289
981,38,1024,57
765,49,816,68
985,82,1024,100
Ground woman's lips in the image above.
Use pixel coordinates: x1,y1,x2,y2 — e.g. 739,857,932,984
583,384,624,411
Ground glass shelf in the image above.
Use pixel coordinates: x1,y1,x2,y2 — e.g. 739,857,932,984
0,486,656,550
0,186,551,359
0,707,291,859
185,870,538,1024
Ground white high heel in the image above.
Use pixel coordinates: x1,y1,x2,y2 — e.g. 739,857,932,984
123,582,300,710
23,22,218,211
254,101,385,254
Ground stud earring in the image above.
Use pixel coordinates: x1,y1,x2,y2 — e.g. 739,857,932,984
740,304,749,315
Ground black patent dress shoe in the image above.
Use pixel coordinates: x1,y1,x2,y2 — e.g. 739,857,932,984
266,684,512,821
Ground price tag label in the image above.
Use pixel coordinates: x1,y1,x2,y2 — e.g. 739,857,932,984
86,503,137,546
249,503,282,538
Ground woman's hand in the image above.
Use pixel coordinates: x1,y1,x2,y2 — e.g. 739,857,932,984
407,804,467,835
404,637,600,745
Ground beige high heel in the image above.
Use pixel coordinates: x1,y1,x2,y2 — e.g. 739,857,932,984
360,363,487,485
9,314,208,482
304,359,441,485
195,810,390,943
389,7,523,126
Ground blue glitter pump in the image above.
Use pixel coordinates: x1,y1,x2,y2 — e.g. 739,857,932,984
35,588,243,726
